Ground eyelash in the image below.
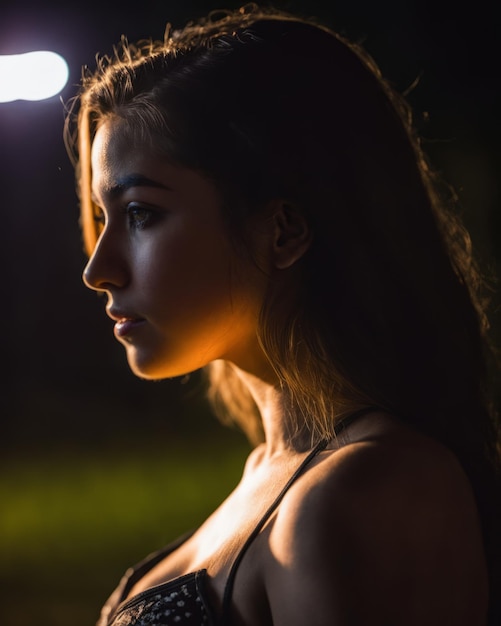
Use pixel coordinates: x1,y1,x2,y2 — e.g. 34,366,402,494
93,206,105,234
124,203,155,230
92,203,156,233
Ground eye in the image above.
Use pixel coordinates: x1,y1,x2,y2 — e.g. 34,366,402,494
125,203,156,230
93,204,106,235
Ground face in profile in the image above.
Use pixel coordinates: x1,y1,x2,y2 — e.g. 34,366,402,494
83,118,271,380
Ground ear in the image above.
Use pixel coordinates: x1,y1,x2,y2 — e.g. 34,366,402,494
271,200,312,270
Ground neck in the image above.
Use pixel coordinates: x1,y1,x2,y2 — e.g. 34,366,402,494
228,358,377,456
230,363,310,456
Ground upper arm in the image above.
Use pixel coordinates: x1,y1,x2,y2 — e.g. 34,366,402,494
264,441,488,626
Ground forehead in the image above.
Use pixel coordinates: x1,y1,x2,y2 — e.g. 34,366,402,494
89,118,226,222
91,119,146,195
90,118,185,204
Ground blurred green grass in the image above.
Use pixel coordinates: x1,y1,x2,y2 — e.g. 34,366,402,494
0,433,250,626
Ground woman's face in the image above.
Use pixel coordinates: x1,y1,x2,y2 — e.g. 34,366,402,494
84,118,271,380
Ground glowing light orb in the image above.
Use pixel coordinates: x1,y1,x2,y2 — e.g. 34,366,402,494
0,50,69,103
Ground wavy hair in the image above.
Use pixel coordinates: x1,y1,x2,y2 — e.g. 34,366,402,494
64,5,500,619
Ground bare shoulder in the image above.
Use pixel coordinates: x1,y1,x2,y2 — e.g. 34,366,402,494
265,415,488,625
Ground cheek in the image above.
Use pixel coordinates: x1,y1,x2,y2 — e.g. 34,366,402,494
132,215,270,333
137,232,238,312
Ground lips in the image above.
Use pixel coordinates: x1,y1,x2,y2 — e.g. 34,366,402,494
106,308,145,338
114,317,146,338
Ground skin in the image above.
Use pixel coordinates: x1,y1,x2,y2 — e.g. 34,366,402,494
85,118,274,381
85,117,489,625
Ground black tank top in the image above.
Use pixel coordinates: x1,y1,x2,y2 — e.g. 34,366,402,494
96,408,376,626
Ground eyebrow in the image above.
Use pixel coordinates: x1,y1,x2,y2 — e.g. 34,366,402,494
92,174,173,203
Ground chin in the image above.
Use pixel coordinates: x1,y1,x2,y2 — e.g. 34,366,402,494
129,362,170,380
127,355,197,381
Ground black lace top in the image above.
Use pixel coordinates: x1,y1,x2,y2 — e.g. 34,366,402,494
96,529,215,626
101,569,212,625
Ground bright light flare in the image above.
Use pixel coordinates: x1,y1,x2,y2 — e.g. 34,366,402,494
0,50,69,103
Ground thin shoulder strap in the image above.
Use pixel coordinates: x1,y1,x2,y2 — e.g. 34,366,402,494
219,438,327,624
219,405,380,623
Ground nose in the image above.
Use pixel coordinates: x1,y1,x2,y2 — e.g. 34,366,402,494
82,227,129,292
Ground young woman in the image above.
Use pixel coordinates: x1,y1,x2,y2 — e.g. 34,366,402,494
64,5,501,625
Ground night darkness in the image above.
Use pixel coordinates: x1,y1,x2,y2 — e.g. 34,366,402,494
0,1,500,623
2,0,500,450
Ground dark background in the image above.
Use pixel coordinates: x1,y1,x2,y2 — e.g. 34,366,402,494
1,0,500,452
0,1,500,624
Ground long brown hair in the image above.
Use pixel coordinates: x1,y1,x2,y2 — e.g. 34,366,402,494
64,5,500,620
